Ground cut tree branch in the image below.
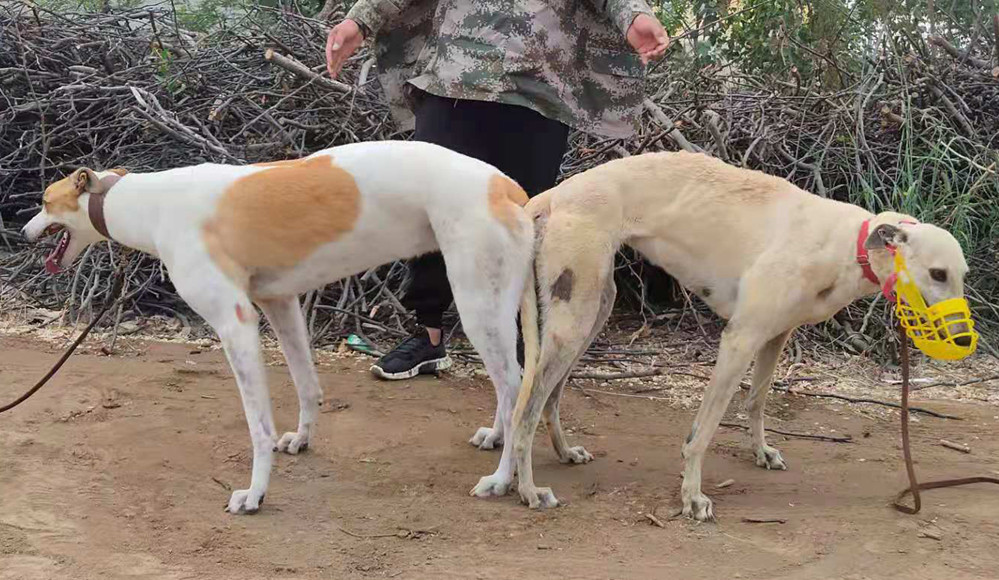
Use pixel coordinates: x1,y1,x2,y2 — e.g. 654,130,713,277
264,49,353,94
928,35,990,69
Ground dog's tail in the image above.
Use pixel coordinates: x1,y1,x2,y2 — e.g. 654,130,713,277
519,254,540,399
514,214,544,432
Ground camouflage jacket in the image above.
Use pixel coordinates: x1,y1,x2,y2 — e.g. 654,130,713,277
346,0,654,138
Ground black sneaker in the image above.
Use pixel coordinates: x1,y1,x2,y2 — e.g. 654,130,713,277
370,332,452,380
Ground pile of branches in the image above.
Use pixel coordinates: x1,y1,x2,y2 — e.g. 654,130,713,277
2,1,997,358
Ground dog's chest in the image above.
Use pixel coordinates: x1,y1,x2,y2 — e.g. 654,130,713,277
800,281,857,325
691,282,738,319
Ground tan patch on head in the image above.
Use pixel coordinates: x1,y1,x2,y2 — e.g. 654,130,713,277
42,173,83,214
109,167,129,176
488,174,529,233
201,155,361,288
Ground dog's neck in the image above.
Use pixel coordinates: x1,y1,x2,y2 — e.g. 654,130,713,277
98,180,161,256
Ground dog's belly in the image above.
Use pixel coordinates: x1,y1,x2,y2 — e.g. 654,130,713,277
629,237,740,319
249,220,437,299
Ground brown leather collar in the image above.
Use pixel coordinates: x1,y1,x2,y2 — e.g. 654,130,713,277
88,192,111,240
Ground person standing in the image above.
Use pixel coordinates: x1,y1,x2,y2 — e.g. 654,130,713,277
326,0,668,380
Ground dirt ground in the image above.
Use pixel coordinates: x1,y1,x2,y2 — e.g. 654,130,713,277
1,332,998,580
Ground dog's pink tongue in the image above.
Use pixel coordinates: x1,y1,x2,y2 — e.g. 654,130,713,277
44,231,68,274
44,253,62,274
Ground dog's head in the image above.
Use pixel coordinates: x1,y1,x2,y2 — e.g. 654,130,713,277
21,167,127,274
864,213,972,344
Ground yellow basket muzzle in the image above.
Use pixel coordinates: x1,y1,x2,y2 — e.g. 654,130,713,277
892,253,978,361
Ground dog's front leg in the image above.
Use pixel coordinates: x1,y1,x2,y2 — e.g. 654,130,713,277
219,319,277,514
747,329,793,470
681,327,762,521
169,261,277,515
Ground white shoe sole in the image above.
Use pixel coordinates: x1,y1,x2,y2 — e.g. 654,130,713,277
370,356,452,380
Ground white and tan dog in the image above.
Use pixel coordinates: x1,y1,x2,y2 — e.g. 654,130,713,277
471,150,971,521
23,141,534,514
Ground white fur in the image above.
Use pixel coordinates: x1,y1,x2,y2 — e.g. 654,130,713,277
23,141,534,515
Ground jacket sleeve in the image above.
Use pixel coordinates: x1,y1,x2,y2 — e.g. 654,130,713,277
345,0,417,38
584,0,656,37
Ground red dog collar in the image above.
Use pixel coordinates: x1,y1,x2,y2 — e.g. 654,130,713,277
857,218,918,300
856,219,882,286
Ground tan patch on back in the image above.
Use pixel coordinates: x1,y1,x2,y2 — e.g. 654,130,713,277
252,158,308,168
42,175,82,214
488,174,528,233
202,155,361,288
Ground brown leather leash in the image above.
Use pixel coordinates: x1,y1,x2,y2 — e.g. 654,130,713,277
0,254,128,415
892,321,999,514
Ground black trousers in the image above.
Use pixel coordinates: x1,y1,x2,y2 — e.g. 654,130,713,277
401,90,571,329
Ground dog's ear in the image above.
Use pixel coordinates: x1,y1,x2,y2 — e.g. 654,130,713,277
864,223,908,251
70,168,103,196
71,167,122,195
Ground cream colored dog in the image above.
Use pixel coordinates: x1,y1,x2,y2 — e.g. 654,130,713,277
471,150,972,521
22,141,535,515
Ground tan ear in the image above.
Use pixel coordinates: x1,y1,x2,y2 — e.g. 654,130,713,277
72,168,91,195
109,167,129,177
71,167,104,195
72,167,122,195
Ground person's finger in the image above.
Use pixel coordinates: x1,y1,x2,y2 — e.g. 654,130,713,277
331,52,347,79
326,28,339,78
328,30,350,78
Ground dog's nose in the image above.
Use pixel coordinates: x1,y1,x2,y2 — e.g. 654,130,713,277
954,335,972,347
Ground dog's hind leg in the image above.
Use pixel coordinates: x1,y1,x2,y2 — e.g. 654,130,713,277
542,278,616,465
461,265,527,455
169,262,276,515
504,228,615,509
444,228,532,496
746,328,793,471
259,297,322,456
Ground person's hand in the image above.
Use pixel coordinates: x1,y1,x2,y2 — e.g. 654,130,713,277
626,13,669,64
326,19,364,79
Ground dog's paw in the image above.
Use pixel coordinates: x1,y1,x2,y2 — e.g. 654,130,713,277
276,431,310,455
469,473,512,498
468,427,502,450
225,489,264,515
681,491,715,522
559,445,594,465
754,445,788,471
518,484,559,509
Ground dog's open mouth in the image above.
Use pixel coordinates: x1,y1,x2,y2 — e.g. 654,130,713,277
42,224,70,274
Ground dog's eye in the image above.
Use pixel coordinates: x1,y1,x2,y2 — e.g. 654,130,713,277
929,269,948,283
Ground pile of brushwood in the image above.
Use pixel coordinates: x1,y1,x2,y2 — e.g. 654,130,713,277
2,1,997,359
